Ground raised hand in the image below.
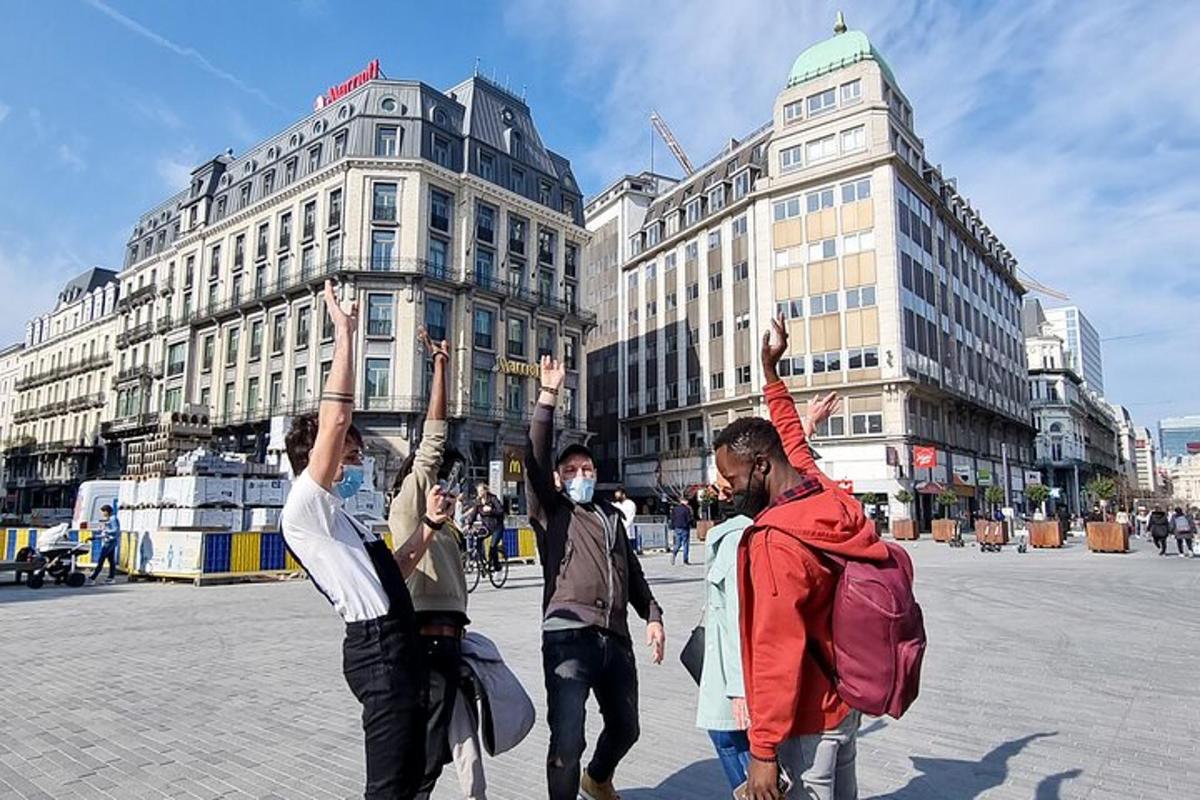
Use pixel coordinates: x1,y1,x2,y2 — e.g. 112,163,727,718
540,354,566,392
803,392,842,437
760,313,789,380
418,326,450,362
323,280,358,335
425,485,450,526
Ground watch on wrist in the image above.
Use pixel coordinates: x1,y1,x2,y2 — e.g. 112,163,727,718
422,515,441,529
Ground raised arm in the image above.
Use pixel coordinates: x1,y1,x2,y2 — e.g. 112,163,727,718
761,314,836,476
525,355,565,526
309,280,358,490
394,485,452,578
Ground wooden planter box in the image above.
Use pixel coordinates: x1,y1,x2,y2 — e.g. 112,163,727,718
975,520,1007,546
1086,522,1129,553
892,519,918,540
932,519,959,542
1029,521,1063,548
696,520,714,542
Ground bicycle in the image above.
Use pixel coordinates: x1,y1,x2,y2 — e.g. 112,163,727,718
462,523,509,592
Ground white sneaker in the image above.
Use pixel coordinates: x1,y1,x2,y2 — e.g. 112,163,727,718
86,577,96,585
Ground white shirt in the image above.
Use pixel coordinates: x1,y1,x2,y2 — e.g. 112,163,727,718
615,499,638,538
281,471,391,623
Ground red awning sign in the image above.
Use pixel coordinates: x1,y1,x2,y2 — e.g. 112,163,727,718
913,446,937,469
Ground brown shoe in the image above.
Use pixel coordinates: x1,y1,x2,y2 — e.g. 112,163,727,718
580,771,621,800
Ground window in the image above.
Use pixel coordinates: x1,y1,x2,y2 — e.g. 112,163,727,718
807,88,836,116
245,376,261,412
847,346,880,370
708,273,723,292
686,282,699,302
686,199,702,226
665,291,678,310
215,196,227,217
734,313,750,331
333,131,347,159
733,171,750,199
279,212,292,250
777,356,806,378
278,253,291,283
479,151,495,181
773,196,802,221
845,286,877,308
646,300,657,318
271,313,285,355
510,167,524,194
371,231,395,270
475,249,496,288
367,294,393,337
811,350,842,374
840,126,866,153
472,367,494,409
775,299,804,319
708,230,721,250
538,180,553,206
239,183,251,209
262,170,275,196
806,188,835,212
321,303,334,341
733,262,749,281
507,316,527,357
373,183,397,223
291,366,307,404
320,360,332,390
360,358,389,402
284,158,297,184
710,372,725,391
474,307,495,350
565,242,578,278
841,178,871,203
628,427,643,457
736,365,752,385
851,410,882,435
476,204,495,243
809,292,840,315
732,216,748,238
806,134,837,163
780,145,803,172
308,144,322,173
784,100,803,123
708,185,726,212
375,126,398,157
537,323,556,359
505,374,526,416
841,79,862,104
223,382,236,417
646,224,661,247
167,343,185,377
843,231,875,254
565,334,579,370
230,274,244,303
433,135,451,168
425,296,449,342
325,189,343,230
206,281,218,310
538,227,556,265
249,319,264,360
295,306,311,349
539,268,555,301
225,328,240,366
808,238,837,261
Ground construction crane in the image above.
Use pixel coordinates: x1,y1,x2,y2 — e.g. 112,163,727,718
650,111,695,176
1016,268,1069,301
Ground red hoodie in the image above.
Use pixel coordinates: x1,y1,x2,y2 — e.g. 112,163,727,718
737,381,889,759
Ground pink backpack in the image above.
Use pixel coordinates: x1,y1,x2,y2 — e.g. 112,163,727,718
807,541,926,719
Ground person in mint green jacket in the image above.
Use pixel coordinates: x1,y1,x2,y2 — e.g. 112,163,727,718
694,513,754,789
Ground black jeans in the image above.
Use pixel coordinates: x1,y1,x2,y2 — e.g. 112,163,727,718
1154,535,1168,554
418,635,462,796
343,617,426,800
90,543,117,580
543,627,640,799
489,527,505,568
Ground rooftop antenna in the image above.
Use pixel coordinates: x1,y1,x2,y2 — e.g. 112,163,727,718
473,57,480,77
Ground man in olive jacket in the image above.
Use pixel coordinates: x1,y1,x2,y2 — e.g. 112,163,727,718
525,355,665,800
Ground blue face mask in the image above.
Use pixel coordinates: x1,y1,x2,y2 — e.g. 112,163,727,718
334,464,365,500
565,475,596,504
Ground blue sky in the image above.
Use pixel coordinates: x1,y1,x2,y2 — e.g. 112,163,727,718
0,0,1197,430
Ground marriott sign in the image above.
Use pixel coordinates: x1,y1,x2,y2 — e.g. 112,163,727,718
314,59,381,111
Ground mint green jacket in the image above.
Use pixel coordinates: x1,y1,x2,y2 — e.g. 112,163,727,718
694,515,752,731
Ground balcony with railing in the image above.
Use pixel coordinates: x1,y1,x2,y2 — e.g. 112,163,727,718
14,353,113,391
67,392,107,412
118,283,157,310
112,364,163,387
116,321,156,349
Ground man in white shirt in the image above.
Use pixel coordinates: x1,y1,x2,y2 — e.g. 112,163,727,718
281,281,448,800
613,487,640,554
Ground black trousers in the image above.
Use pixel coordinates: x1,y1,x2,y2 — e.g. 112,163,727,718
1154,535,1168,554
417,635,462,795
90,543,117,580
343,617,427,800
543,627,640,800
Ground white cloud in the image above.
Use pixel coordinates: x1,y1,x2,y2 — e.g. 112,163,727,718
0,101,10,125
81,0,286,113
0,237,86,346
505,0,1200,427
130,94,183,129
57,143,86,172
156,148,198,192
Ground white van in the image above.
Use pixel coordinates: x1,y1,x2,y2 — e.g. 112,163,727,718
73,480,123,532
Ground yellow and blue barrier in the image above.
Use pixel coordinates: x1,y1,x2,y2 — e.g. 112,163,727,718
503,526,538,562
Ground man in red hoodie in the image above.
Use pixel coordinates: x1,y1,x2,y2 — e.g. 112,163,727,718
711,316,888,799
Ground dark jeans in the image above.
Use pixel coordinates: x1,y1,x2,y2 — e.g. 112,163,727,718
708,729,751,790
1154,535,1168,554
1177,535,1194,555
90,543,117,580
488,527,505,568
343,617,426,800
418,635,461,796
543,628,640,800
671,528,691,564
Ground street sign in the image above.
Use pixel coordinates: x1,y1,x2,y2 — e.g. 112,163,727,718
1025,470,1042,485
913,446,937,469
977,468,993,487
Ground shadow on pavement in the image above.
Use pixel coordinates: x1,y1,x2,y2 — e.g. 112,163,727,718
872,732,1064,799
622,758,728,799
1035,768,1083,799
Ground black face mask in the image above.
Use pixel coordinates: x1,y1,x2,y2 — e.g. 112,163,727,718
731,461,770,518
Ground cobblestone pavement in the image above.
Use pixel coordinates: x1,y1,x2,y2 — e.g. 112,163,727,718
1,535,1198,799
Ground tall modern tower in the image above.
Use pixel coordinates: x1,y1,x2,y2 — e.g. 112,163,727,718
1041,306,1104,394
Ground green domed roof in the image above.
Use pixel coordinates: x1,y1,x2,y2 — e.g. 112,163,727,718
786,15,896,88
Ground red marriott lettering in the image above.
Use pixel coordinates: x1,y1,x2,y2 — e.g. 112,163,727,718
314,59,381,111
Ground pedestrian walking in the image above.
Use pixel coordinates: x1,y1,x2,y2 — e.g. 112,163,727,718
281,281,444,800
87,504,120,585
387,328,485,800
1170,507,1195,558
670,498,694,565
613,488,640,554
1147,507,1172,555
526,355,665,800
467,483,506,569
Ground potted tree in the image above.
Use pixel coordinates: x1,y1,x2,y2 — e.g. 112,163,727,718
1025,484,1060,547
1085,476,1126,552
933,489,959,542
892,489,917,540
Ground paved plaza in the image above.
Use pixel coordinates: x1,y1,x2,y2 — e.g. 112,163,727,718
1,535,1198,799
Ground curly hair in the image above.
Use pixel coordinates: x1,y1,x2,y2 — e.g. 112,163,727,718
285,413,362,474
711,417,785,463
